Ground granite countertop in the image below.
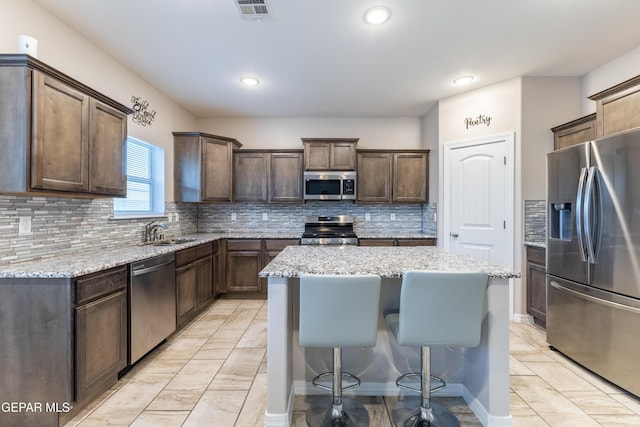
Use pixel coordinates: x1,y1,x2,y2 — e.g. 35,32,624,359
0,230,302,279
259,245,519,279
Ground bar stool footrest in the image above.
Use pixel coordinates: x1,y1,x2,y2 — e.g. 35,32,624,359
396,372,446,394
312,371,361,392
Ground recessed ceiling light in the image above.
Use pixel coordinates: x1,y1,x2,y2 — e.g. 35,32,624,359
453,75,474,86
240,76,260,86
363,6,391,25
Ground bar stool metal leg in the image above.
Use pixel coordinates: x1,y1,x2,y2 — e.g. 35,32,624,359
391,347,460,427
306,348,370,427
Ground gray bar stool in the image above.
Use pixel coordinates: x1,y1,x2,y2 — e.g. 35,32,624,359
384,270,488,427
299,274,382,427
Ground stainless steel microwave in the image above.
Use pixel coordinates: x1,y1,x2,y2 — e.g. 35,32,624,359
303,171,356,201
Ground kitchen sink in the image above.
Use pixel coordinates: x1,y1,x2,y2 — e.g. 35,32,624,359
152,238,197,246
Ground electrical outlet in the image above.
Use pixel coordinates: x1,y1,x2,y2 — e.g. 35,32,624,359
231,212,237,221
174,212,179,222
390,213,396,221
19,216,32,235
262,212,268,220
365,213,371,221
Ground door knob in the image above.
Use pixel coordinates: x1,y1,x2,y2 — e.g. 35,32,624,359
450,232,459,238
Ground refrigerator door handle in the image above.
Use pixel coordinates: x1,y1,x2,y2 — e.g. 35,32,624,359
549,280,640,314
584,166,599,264
576,167,588,263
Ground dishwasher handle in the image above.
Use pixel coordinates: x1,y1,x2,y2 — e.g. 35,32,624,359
131,259,175,276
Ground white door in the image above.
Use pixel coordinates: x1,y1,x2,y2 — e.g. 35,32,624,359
443,133,514,269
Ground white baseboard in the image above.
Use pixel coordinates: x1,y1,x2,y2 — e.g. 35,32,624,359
263,385,295,427
511,312,533,323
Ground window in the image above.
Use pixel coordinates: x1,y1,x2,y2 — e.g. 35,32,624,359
113,137,165,218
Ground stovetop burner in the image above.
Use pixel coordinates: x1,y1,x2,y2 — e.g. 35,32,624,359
301,215,358,245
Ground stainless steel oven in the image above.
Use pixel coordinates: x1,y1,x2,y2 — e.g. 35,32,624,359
303,171,356,201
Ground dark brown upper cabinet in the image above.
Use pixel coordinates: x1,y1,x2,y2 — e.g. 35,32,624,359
551,114,596,151
233,150,303,203
589,74,640,138
302,138,358,170
173,132,242,203
357,150,428,203
0,54,131,197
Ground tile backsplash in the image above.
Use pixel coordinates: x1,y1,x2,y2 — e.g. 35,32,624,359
0,195,436,265
524,200,546,243
198,201,436,235
0,195,196,264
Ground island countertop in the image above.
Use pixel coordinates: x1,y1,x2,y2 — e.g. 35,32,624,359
259,245,519,279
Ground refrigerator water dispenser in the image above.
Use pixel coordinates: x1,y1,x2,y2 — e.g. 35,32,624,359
550,203,572,240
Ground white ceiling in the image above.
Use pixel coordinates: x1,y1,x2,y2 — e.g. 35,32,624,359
34,0,640,118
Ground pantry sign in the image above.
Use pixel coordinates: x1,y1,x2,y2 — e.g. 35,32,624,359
464,114,492,129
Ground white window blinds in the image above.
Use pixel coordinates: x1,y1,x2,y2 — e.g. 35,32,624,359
113,137,165,217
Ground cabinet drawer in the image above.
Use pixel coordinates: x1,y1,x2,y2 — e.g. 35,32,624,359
196,242,213,258
76,266,127,305
358,239,395,246
176,246,198,267
264,239,299,251
227,239,262,251
396,239,436,246
526,246,546,266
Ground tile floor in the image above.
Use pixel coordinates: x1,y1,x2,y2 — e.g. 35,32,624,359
64,299,640,426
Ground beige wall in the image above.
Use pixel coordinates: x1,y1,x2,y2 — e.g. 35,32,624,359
438,78,522,143
196,117,423,150
1,0,198,201
521,77,582,201
421,104,439,203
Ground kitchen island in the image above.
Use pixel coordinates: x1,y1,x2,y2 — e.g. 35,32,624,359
259,245,518,427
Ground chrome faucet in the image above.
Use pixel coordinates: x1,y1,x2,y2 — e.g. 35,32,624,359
144,220,168,243
150,223,168,242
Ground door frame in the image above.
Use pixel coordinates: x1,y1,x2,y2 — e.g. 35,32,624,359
441,132,516,312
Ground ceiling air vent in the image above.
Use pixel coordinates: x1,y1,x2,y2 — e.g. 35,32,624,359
235,0,272,20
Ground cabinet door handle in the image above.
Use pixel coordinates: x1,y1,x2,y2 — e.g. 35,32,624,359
450,232,459,238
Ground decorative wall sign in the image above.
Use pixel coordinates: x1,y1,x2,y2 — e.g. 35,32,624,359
131,95,157,126
465,114,492,129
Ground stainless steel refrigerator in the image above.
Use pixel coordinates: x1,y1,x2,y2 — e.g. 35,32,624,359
547,128,640,397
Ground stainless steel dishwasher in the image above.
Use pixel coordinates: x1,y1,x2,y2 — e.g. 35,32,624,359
129,253,176,364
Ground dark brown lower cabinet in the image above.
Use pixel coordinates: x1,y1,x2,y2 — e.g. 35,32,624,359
75,289,127,402
74,266,128,409
223,238,299,297
226,239,263,294
526,246,547,328
212,240,223,297
176,261,197,325
196,256,213,306
176,243,213,327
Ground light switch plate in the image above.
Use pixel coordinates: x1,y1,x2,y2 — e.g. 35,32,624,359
390,213,396,221
262,213,268,220
365,213,371,221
